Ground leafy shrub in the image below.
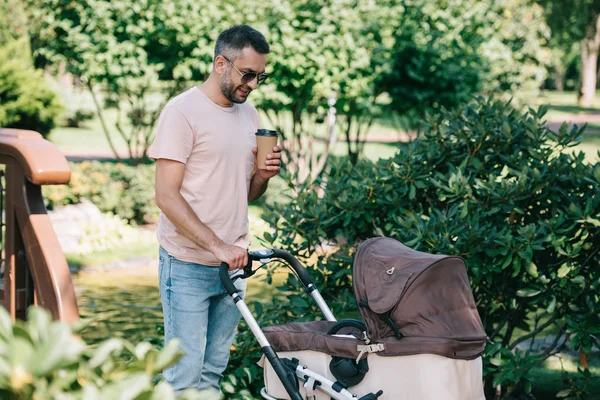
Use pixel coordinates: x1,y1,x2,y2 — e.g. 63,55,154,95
77,212,155,255
0,39,62,138
0,306,213,400
239,97,599,398
43,161,158,225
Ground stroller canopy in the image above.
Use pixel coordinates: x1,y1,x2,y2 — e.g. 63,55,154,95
263,237,487,362
353,237,487,359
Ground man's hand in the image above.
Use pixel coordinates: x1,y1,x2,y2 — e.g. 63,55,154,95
211,243,248,270
253,145,282,181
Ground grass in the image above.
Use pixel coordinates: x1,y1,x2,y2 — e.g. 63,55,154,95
75,262,288,347
530,353,600,399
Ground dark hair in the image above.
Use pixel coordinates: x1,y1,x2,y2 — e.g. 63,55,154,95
214,25,270,61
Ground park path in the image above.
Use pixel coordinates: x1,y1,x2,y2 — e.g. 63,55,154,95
61,111,599,161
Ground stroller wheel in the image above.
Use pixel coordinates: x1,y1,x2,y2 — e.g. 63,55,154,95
327,319,370,388
326,318,366,336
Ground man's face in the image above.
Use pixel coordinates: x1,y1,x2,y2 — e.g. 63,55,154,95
219,47,267,104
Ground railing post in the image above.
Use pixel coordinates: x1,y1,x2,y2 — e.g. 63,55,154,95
0,129,79,322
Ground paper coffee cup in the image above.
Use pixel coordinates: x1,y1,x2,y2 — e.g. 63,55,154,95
255,129,278,169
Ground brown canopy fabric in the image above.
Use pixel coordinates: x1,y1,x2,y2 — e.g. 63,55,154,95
264,237,487,361
353,237,487,359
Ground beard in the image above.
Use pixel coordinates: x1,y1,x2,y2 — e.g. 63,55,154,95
220,70,250,104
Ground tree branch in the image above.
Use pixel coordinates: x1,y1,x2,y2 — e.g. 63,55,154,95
87,79,121,160
532,328,570,365
509,314,560,350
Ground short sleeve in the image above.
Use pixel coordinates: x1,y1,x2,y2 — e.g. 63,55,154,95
149,104,194,163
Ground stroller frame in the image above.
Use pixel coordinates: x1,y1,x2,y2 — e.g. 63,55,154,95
219,248,383,400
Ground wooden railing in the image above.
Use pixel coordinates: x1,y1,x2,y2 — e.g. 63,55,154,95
0,129,79,322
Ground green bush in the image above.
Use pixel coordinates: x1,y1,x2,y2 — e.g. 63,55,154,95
0,306,213,400
240,97,599,398
0,39,62,137
43,161,159,225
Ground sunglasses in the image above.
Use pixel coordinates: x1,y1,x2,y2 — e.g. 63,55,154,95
222,55,268,85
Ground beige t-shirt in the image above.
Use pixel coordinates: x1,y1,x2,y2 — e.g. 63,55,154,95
149,86,258,266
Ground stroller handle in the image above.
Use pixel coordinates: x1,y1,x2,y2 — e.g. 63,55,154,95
219,248,315,296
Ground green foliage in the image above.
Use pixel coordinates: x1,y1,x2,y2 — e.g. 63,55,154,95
478,0,551,94
537,0,599,43
24,0,238,161
254,97,599,397
380,0,486,120
536,0,600,93
381,0,551,124
43,161,158,225
0,0,28,45
0,38,62,137
238,0,391,184
0,306,210,400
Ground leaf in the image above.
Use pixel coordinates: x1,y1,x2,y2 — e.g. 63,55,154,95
8,336,35,369
221,381,236,393
88,338,124,369
546,297,556,314
134,342,153,360
571,276,585,285
99,372,150,400
82,385,102,400
26,307,52,343
490,357,505,366
31,323,72,375
0,307,13,340
151,381,175,400
557,264,570,278
556,389,572,398
501,254,513,269
526,262,538,278
155,340,182,372
516,288,542,297
460,202,468,218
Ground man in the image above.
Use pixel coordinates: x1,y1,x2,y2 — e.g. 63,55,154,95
149,25,281,394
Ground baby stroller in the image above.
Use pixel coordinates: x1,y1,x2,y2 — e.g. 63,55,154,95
219,237,487,400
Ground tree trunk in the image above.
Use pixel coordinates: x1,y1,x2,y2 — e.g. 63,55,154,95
577,14,600,107
553,67,565,91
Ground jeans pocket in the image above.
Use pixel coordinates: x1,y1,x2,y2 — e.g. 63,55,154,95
158,250,173,291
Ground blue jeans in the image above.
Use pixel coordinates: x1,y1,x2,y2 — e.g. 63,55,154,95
158,247,246,392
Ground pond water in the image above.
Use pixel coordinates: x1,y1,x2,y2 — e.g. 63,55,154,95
74,268,164,346
73,266,279,347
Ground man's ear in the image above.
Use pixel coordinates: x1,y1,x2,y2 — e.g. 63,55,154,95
214,55,228,75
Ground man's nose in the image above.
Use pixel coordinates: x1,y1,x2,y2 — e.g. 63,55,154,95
247,76,259,90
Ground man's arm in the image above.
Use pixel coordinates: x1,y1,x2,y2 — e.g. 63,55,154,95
155,158,248,269
248,173,269,202
248,145,282,202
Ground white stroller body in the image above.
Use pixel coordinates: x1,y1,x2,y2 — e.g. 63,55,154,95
219,237,487,400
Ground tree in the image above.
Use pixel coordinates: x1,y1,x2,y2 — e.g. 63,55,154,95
232,0,390,188
0,0,62,137
538,0,600,107
380,0,551,129
25,0,236,162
